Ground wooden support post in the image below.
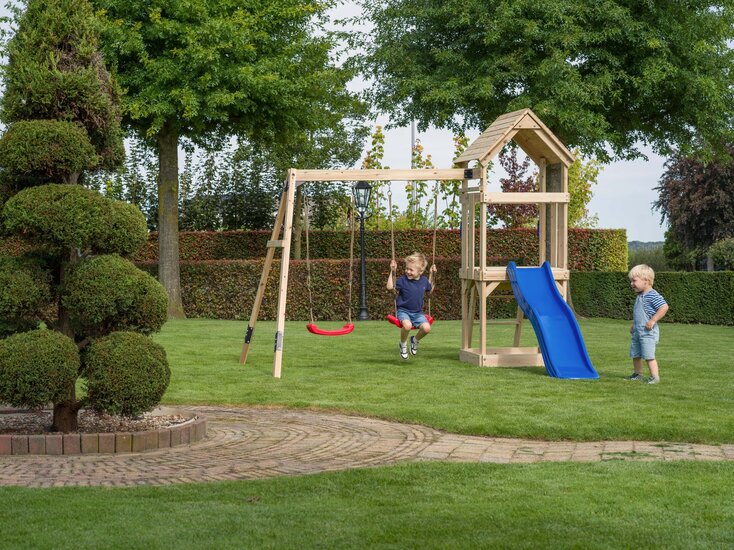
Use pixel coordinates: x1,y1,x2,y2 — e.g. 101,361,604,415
512,307,524,347
239,189,289,365
272,170,298,378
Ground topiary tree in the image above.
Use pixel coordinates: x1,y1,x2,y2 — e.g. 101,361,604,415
0,0,169,433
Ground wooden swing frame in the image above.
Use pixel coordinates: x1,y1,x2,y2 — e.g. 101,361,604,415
239,108,574,377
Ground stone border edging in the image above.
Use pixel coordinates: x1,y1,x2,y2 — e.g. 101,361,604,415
0,409,206,456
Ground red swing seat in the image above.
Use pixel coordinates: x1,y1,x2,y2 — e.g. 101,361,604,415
306,323,355,336
386,314,434,330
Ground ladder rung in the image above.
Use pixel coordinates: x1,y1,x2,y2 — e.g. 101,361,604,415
486,320,520,325
267,240,284,248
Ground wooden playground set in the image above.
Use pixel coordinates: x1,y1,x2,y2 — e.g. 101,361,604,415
239,109,597,380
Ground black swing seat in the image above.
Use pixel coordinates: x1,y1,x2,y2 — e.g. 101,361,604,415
386,314,434,330
306,323,355,336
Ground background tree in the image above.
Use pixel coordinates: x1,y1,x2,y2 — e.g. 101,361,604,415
568,150,600,228
491,146,537,228
654,147,734,268
354,0,734,162
94,0,366,317
0,0,168,432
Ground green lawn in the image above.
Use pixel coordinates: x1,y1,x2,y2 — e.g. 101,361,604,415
2,317,732,549
156,318,733,444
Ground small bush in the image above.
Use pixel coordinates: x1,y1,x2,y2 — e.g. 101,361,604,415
95,199,149,257
62,254,167,337
0,120,98,183
83,332,170,416
0,329,79,408
3,184,106,249
0,256,51,333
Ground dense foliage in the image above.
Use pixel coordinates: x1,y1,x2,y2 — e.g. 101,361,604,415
0,0,168,432
83,331,170,416
355,0,734,162
654,147,734,251
0,0,124,170
92,0,368,317
572,271,734,325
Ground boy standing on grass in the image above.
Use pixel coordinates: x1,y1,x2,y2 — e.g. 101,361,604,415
387,252,437,360
625,264,669,384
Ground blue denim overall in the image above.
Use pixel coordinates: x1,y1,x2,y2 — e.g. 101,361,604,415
629,292,659,360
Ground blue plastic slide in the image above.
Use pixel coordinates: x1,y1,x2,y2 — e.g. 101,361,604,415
506,261,598,379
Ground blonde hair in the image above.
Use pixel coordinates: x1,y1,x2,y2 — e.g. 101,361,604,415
405,252,428,273
628,264,655,285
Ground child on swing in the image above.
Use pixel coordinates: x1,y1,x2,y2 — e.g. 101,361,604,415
387,252,437,360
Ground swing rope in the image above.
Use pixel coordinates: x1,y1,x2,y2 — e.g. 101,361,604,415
385,186,435,330
304,188,354,336
428,179,439,317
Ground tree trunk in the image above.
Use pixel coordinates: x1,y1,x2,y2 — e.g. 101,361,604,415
157,122,186,319
52,400,79,433
52,246,81,432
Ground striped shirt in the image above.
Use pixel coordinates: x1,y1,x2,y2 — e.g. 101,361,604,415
641,289,667,319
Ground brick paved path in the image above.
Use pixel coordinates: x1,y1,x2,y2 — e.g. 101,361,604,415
1,406,732,487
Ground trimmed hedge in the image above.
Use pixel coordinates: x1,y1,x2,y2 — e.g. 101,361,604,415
572,271,734,325
138,260,733,325
133,228,627,271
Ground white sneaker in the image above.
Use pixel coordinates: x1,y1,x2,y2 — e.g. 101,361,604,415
409,336,419,355
399,342,409,360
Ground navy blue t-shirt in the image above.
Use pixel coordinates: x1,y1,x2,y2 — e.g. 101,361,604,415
395,274,432,312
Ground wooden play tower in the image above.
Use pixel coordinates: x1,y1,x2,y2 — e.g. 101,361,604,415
240,108,574,377
454,108,574,367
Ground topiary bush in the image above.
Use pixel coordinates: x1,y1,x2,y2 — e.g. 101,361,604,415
0,256,52,336
62,254,167,337
0,0,166,433
83,332,170,417
0,120,98,185
0,329,80,408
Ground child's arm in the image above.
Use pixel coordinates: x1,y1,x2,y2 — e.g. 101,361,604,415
645,303,669,329
387,260,397,290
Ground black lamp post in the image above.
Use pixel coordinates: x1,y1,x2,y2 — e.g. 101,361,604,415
353,181,372,321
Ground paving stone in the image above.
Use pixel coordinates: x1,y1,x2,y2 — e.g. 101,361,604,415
0,406,731,488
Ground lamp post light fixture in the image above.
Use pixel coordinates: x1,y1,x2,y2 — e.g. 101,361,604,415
353,181,372,321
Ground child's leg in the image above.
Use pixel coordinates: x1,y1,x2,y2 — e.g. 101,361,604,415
415,321,432,341
632,357,644,375
646,359,659,379
400,322,411,343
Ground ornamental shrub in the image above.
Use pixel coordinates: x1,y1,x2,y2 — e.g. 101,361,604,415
62,254,167,337
0,256,52,336
0,329,79,408
3,184,107,250
83,332,170,416
0,120,98,184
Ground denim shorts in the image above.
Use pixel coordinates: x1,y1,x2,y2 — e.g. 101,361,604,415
396,308,428,328
629,327,659,360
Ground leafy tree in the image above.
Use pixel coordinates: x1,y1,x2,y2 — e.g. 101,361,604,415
354,0,734,161
363,125,390,230
654,147,734,251
492,145,537,228
93,0,366,317
568,150,600,228
708,237,734,270
0,0,168,433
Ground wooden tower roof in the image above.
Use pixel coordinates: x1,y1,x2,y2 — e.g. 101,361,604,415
455,108,575,167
